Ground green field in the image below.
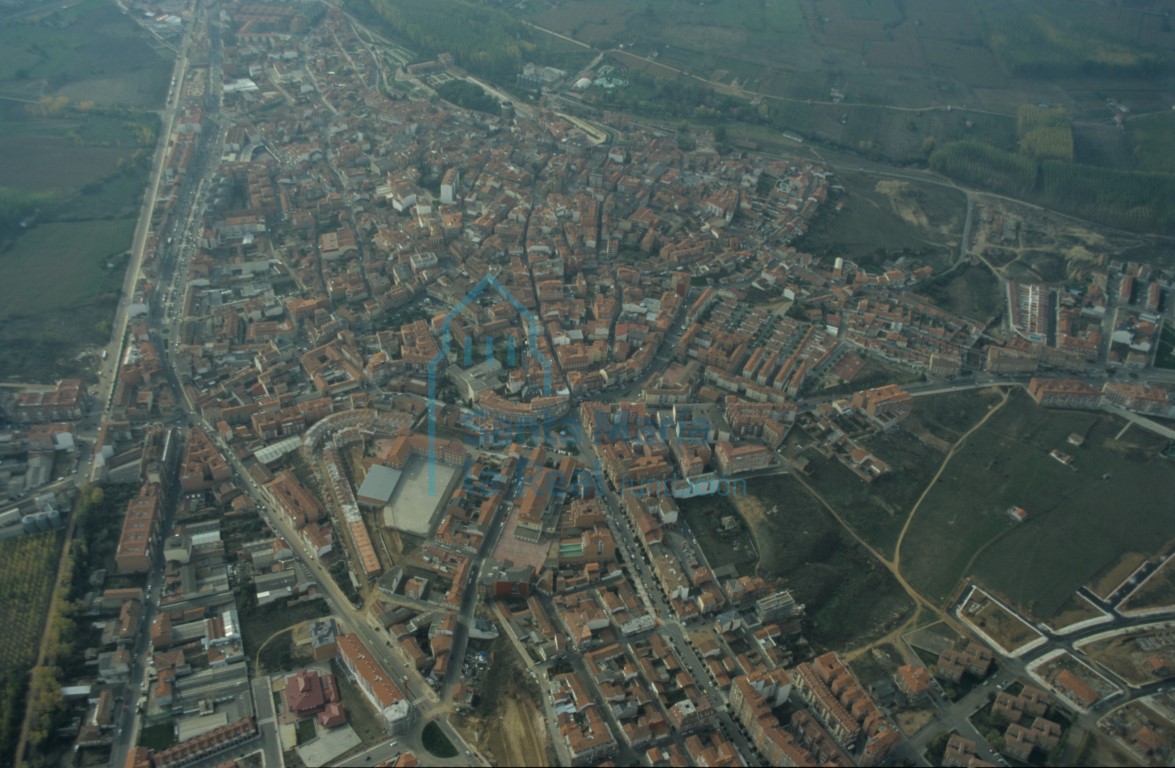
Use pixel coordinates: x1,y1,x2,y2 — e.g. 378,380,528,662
138,722,175,750
1120,556,1175,613
916,264,1003,323
530,0,809,50
795,171,965,272
295,717,316,745
901,390,1175,618
790,425,946,558
908,388,1008,445
1156,325,1175,371
0,0,170,107
422,722,458,758
0,219,133,319
731,475,915,649
238,597,331,662
1130,112,1175,175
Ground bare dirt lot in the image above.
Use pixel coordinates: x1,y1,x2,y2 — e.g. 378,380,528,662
488,694,548,767
1089,552,1149,601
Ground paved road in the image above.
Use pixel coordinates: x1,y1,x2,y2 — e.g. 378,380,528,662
252,676,285,768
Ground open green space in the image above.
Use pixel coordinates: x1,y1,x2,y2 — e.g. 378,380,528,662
330,660,388,746
0,218,133,319
901,389,1175,618
0,2,163,387
238,596,330,662
795,171,965,273
527,0,809,51
422,722,458,758
845,642,903,688
1120,556,1175,613
0,0,170,107
678,495,757,575
916,264,1003,324
0,108,156,196
138,722,176,751
732,474,915,649
0,136,135,194
1155,325,1175,371
908,388,1009,446
295,717,316,745
791,426,946,558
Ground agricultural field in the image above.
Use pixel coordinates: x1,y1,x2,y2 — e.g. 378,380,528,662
0,532,61,674
1129,112,1175,175
0,4,165,385
0,219,133,320
0,106,156,196
901,389,1175,619
510,0,1175,224
0,0,171,108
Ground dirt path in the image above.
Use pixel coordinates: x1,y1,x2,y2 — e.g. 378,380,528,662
800,388,1013,664
488,694,548,767
892,387,1011,576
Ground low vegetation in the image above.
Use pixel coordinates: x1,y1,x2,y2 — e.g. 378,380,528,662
0,533,60,674
0,532,61,762
968,0,1169,78
352,0,530,79
422,722,458,758
0,187,51,242
931,140,1175,234
1016,105,1073,163
436,80,500,115
20,484,134,766
902,391,1175,618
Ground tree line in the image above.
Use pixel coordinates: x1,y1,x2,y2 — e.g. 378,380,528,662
18,484,133,766
436,80,500,115
930,140,1175,233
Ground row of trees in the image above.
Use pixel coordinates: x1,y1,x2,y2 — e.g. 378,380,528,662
0,532,60,672
22,484,131,765
930,140,1175,233
1016,105,1073,163
929,141,1039,196
0,531,61,763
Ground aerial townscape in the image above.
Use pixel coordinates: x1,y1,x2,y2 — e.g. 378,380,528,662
5,0,1175,767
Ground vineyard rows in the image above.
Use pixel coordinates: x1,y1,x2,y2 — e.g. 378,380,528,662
0,532,60,673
